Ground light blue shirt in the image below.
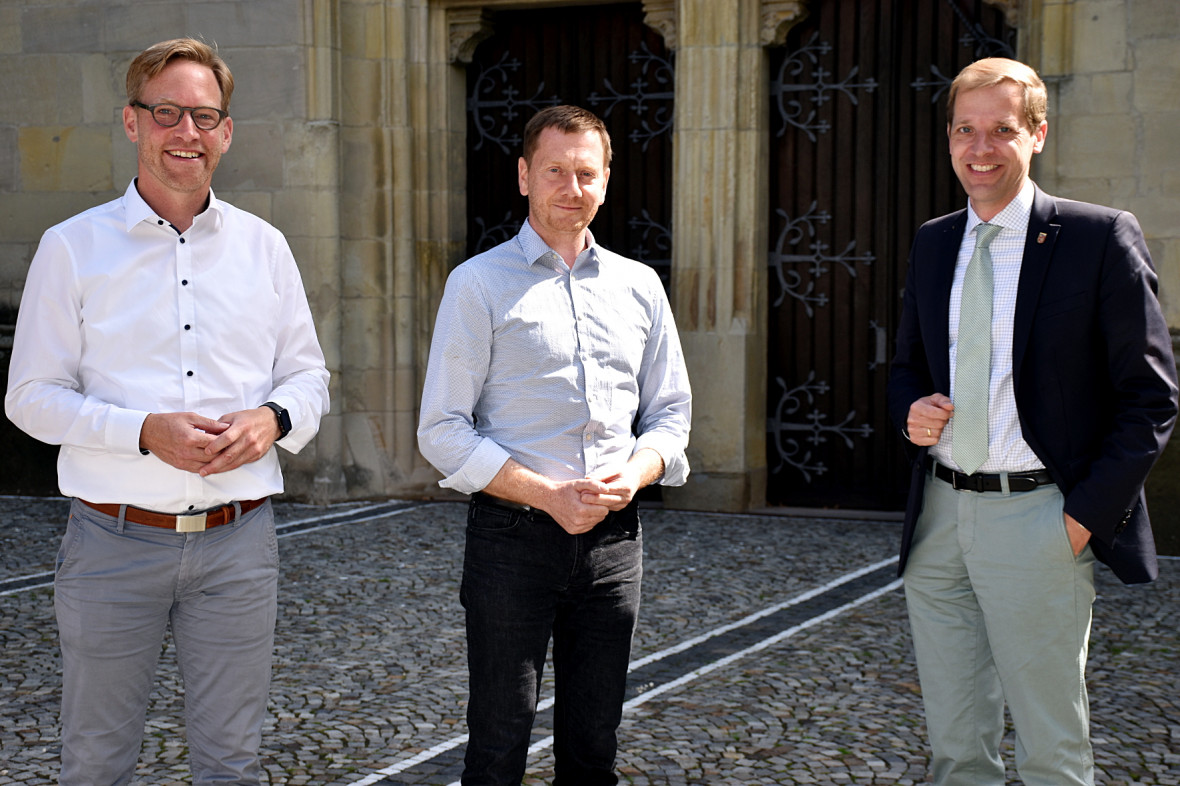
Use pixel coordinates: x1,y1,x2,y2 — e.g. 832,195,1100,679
417,220,691,494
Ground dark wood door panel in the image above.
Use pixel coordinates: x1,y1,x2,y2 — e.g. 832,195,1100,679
766,0,1015,509
465,3,674,285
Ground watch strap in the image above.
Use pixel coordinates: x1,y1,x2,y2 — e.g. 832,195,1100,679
261,401,291,440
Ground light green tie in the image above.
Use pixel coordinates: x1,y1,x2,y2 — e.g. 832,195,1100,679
952,222,1002,475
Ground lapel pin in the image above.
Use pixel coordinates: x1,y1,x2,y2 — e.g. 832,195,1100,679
1037,232,1047,244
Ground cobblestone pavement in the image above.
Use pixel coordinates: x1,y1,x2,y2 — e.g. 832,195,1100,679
1,496,1177,785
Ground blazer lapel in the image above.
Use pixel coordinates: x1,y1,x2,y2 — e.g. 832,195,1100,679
926,212,967,392
1013,185,1061,376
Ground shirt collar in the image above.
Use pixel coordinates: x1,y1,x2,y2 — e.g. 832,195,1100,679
121,178,224,233
965,179,1035,238
517,218,599,269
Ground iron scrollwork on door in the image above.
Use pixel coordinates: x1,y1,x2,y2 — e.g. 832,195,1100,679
768,372,874,483
911,0,1017,102
768,202,874,318
467,38,673,267
588,42,674,151
472,211,521,253
468,52,561,154
587,43,675,273
770,32,878,142
628,210,671,282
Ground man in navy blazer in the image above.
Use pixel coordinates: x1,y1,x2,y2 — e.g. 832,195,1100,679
887,58,1177,786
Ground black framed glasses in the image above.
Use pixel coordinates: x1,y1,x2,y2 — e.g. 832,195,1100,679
131,101,229,131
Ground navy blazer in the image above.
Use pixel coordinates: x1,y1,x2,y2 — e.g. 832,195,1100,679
887,186,1178,584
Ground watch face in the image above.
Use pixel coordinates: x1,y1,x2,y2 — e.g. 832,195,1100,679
266,403,291,438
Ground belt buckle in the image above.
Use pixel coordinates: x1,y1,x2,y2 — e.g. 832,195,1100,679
176,513,207,533
952,472,982,492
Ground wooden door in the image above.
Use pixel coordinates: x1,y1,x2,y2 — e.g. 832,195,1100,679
465,3,674,285
765,0,1016,509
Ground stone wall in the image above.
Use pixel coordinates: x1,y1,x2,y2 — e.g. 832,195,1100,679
1032,0,1180,321
1,0,1178,515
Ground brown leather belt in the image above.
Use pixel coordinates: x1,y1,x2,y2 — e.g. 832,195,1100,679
80,498,267,532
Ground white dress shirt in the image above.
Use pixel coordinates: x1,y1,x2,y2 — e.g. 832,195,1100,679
931,179,1044,473
417,220,691,494
6,180,330,512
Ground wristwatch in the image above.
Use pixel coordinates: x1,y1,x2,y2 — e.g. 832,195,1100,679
261,401,291,441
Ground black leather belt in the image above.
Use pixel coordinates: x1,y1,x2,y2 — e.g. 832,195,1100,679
926,457,1054,493
471,491,533,513
470,491,642,534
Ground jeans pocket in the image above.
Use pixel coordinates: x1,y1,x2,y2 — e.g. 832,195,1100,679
600,506,641,543
619,509,641,537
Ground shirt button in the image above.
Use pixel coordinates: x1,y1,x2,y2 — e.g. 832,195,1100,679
179,237,186,244
187,370,194,377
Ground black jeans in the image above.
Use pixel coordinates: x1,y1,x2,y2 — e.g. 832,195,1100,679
460,496,643,786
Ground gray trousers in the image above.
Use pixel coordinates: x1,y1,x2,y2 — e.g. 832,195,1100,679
55,499,279,786
904,472,1096,786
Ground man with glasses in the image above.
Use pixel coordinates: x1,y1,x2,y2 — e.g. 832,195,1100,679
5,38,329,784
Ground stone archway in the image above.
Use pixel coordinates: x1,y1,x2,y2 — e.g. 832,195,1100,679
343,0,805,508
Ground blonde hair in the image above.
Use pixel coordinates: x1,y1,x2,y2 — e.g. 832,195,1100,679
126,38,234,112
947,58,1047,132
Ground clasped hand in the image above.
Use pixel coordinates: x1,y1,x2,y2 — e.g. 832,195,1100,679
139,407,281,476
547,466,642,535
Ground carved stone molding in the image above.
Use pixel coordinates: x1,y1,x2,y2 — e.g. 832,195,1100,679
443,0,819,60
641,0,676,50
640,0,807,50
447,1,681,61
447,6,495,64
762,0,807,47
983,0,1021,27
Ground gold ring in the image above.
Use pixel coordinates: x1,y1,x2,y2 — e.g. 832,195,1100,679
926,428,932,437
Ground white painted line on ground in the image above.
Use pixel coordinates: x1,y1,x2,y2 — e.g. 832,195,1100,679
620,577,905,710
0,570,54,597
273,502,431,538
497,577,907,786
626,556,899,671
346,563,904,786
346,733,470,786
